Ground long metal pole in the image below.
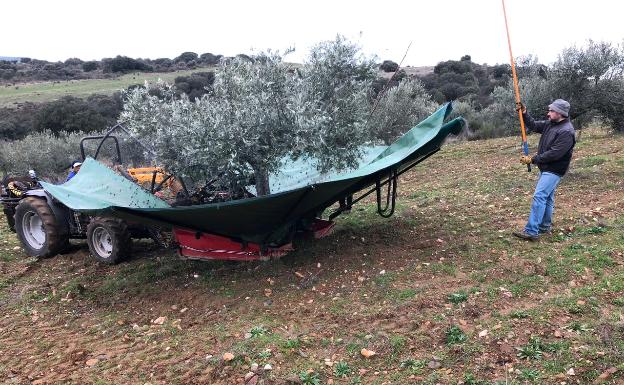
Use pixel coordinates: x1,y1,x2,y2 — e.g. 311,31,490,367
502,0,531,172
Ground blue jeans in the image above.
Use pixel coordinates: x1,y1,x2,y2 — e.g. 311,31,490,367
524,172,561,236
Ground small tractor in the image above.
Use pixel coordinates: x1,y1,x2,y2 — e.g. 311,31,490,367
1,123,257,264
0,125,174,264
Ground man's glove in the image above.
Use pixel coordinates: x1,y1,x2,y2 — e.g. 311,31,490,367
515,102,526,114
520,155,533,165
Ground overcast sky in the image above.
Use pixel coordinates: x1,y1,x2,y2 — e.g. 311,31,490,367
5,0,622,67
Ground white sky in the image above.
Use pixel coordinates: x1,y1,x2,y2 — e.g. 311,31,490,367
4,0,622,67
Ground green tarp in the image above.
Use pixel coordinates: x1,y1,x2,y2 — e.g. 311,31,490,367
41,161,170,210
41,103,464,245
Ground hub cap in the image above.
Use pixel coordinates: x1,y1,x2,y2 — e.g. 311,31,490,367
92,227,113,258
22,211,46,249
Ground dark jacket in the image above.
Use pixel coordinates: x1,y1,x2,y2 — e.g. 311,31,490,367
523,112,576,176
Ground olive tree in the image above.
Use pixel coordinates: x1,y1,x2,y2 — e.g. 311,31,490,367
551,40,624,130
120,81,230,189
294,35,378,172
366,78,438,144
477,75,554,138
121,37,379,197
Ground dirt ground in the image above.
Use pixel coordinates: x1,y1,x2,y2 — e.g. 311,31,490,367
1,127,623,385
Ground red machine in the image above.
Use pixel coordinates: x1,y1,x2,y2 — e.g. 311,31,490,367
173,219,335,261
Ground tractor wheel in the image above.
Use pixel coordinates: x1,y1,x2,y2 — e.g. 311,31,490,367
3,207,16,232
14,197,68,257
86,217,132,264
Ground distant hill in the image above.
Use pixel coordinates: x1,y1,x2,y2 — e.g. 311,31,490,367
0,52,223,85
0,68,213,108
0,56,21,62
378,65,434,78
404,66,434,77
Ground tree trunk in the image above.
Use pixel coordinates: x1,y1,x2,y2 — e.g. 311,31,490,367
253,166,271,196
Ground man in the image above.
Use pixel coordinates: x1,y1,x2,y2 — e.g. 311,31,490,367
66,161,82,182
513,99,576,241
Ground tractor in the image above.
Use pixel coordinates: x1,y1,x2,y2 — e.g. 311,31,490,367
1,171,147,264
0,124,175,264
1,123,257,264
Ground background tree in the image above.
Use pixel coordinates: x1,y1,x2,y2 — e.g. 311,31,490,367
34,94,122,134
199,53,222,65
174,71,215,101
0,129,145,180
82,61,99,72
550,40,624,130
367,78,438,144
380,60,399,72
102,56,153,73
64,58,83,66
175,52,199,63
468,40,624,138
0,103,39,140
419,55,509,107
150,58,173,72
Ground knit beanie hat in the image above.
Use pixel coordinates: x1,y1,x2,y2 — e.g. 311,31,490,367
549,99,570,117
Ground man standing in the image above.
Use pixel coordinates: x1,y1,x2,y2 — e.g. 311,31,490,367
513,99,576,241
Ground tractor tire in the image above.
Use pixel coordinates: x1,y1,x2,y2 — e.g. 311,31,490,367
86,217,132,264
14,197,68,257
3,207,16,232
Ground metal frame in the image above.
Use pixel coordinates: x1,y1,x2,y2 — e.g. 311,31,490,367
328,148,440,220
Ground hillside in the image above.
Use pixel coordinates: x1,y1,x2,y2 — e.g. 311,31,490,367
0,127,623,384
0,68,213,108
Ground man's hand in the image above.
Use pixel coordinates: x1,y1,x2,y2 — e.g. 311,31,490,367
515,102,526,114
520,155,532,165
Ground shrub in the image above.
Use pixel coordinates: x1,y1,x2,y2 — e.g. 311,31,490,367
199,52,222,65
150,58,173,72
419,56,511,108
102,56,153,73
31,62,78,81
33,94,122,134
0,68,16,80
175,52,198,63
445,100,479,140
371,77,400,98
235,54,253,62
367,78,438,144
82,61,99,72
393,69,407,81
0,103,40,140
0,131,91,181
174,71,215,100
64,58,83,66
0,130,148,182
380,60,399,72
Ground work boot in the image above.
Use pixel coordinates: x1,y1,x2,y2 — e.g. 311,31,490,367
512,231,539,241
